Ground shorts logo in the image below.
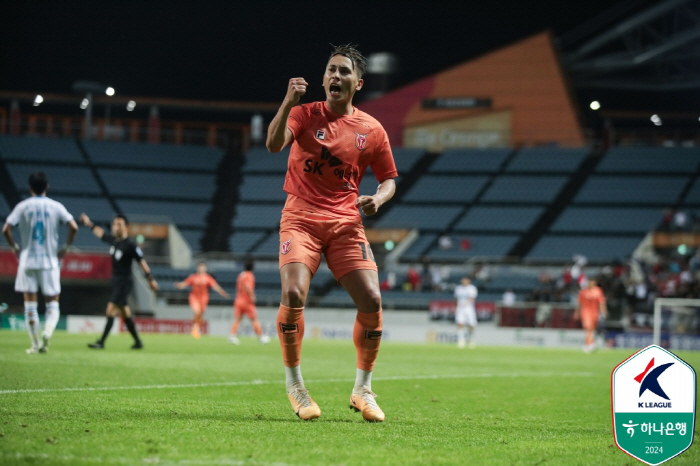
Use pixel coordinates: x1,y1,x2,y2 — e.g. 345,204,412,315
365,330,382,340
355,132,368,151
316,129,325,140
279,323,299,334
281,238,292,255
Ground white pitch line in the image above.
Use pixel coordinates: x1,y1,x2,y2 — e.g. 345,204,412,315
0,372,594,395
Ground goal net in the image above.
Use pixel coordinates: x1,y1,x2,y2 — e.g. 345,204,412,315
653,298,700,351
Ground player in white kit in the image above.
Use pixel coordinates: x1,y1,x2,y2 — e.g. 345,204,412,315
454,277,478,348
2,172,78,353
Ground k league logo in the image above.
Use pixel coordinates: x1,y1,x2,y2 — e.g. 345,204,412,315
612,345,696,465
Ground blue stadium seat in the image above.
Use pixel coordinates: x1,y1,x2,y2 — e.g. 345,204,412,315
486,274,539,291
58,228,108,251
179,229,204,252
0,135,84,163
0,195,10,220
481,176,568,203
250,233,281,257
506,147,588,173
229,231,267,254
596,147,699,174
402,175,489,203
453,206,544,232
83,140,223,171
682,178,700,205
391,148,425,173
238,175,287,202
51,195,116,223
429,148,511,173
527,235,644,260
117,199,209,228
574,176,687,205
401,234,438,261
100,169,217,200
424,234,520,259
374,205,463,230
7,164,102,194
550,207,662,233
232,204,282,229
243,147,290,173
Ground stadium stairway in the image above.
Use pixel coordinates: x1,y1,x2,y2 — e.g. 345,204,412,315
507,147,603,258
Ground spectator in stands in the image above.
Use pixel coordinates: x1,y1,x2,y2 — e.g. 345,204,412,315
502,289,516,306
438,235,452,250
673,210,688,231
407,267,421,291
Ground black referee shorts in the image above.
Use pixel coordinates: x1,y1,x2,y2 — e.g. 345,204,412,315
110,278,133,307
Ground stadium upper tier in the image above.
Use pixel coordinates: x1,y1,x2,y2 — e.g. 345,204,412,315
596,147,699,174
83,140,222,171
0,135,84,163
505,147,588,173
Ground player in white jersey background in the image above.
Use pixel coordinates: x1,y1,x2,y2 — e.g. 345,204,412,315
454,277,478,348
2,172,78,353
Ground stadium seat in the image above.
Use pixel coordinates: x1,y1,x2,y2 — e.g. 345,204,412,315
242,146,290,173
250,233,281,257
116,199,209,228
51,195,116,224
374,205,463,230
0,135,84,163
391,147,425,172
83,140,223,171
402,175,489,203
232,204,282,229
400,233,438,261
486,274,539,291
429,148,511,173
453,206,544,232
7,164,102,195
574,176,687,205
178,229,204,253
681,178,700,205
527,235,644,260
424,234,520,260
0,195,10,220
238,175,287,202
596,147,699,174
505,147,588,173
550,207,662,233
229,231,267,254
481,176,568,203
100,169,217,200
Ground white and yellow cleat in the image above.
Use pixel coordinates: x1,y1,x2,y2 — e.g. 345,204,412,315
350,386,385,422
287,387,321,420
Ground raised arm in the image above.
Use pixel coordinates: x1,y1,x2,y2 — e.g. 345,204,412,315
79,213,105,239
356,178,396,216
266,77,307,153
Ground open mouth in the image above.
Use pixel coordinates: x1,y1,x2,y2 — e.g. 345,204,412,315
329,84,341,97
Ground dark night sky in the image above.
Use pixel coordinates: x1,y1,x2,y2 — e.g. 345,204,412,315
1,0,663,105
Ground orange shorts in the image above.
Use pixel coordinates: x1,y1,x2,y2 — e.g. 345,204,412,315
234,301,257,320
581,312,599,330
189,294,209,313
279,196,377,280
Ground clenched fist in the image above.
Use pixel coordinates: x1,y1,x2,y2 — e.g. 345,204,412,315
285,77,308,106
356,195,382,216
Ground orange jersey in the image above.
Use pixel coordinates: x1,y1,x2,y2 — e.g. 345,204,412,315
578,286,605,315
184,273,217,298
235,271,255,305
284,101,398,216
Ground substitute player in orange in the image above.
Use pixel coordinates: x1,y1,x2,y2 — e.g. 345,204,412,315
229,260,270,345
266,44,397,422
574,278,607,353
175,262,230,339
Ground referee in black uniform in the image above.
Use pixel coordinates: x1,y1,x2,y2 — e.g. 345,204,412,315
79,213,158,349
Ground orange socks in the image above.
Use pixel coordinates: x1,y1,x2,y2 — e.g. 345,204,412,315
353,310,383,372
277,304,305,367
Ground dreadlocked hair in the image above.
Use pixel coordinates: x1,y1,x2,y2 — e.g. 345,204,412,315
329,43,367,78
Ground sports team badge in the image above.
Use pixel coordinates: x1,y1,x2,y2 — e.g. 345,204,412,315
316,129,325,140
354,132,368,151
281,238,292,255
611,345,696,465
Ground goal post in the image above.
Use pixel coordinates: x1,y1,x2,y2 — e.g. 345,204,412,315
653,297,700,349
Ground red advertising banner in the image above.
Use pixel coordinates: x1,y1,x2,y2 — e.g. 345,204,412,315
429,300,495,322
124,318,208,335
0,250,111,280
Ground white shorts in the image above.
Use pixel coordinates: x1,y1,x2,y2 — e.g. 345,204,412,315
15,267,61,296
455,306,477,327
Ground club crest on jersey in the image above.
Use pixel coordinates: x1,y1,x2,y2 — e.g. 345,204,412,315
281,238,292,255
355,132,368,151
316,129,325,140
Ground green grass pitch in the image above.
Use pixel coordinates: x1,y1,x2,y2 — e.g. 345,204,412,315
0,331,698,466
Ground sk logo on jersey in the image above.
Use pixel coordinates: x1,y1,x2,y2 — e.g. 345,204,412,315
355,132,368,151
281,238,292,255
316,129,325,140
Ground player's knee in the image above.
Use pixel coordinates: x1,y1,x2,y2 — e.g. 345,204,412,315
360,290,382,313
282,285,307,307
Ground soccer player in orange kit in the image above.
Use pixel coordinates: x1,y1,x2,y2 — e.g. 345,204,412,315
175,262,230,338
574,278,607,353
229,260,270,345
266,44,397,422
